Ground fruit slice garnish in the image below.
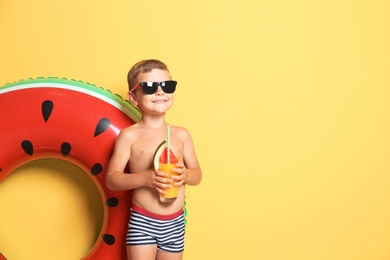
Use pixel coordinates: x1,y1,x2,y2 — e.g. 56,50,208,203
153,140,167,170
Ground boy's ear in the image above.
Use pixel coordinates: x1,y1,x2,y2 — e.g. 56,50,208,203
128,91,138,106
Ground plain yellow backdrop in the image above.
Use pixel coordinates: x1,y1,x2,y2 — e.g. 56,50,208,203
1,0,390,259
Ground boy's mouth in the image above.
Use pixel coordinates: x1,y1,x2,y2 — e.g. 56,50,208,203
152,99,167,103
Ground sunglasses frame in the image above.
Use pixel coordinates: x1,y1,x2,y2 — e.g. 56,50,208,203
131,80,177,95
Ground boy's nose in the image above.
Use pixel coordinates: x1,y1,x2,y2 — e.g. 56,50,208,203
155,86,164,95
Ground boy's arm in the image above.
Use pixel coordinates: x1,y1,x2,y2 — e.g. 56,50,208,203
105,129,148,190
184,166,202,186
177,128,202,186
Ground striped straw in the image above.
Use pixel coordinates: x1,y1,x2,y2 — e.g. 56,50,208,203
167,125,171,164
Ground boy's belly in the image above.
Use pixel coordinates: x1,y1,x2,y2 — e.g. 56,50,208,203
132,186,185,215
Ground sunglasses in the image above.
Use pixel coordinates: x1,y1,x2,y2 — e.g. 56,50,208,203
130,80,177,95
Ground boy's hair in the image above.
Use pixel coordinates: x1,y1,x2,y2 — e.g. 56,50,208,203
127,59,169,91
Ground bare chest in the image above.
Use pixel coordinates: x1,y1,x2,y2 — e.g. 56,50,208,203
129,134,184,171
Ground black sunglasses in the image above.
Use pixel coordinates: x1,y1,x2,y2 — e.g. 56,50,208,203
131,80,177,95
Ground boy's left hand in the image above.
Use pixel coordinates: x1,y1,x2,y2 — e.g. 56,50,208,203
172,162,187,186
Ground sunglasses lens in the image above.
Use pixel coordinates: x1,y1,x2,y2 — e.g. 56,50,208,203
162,81,177,93
140,82,158,94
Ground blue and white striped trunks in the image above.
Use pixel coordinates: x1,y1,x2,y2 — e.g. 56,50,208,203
126,204,185,253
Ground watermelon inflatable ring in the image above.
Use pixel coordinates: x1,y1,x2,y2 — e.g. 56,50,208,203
0,77,141,259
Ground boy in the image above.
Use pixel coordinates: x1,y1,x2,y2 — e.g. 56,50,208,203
106,59,202,260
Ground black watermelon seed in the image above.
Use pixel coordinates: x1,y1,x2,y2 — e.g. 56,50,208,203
91,163,103,175
42,100,54,122
106,197,119,207
102,234,115,245
61,142,71,157
94,118,110,137
21,140,33,156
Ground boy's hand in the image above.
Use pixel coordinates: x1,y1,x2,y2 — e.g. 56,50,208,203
172,162,187,186
152,169,172,194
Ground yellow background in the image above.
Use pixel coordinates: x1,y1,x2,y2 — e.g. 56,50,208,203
1,0,390,259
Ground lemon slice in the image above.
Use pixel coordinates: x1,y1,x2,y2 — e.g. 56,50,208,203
153,140,167,170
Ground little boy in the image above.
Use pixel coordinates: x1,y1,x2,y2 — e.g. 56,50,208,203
106,59,202,260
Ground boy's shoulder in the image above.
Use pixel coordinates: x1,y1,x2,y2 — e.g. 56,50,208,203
171,125,191,138
117,123,140,138
170,124,186,131
120,124,136,132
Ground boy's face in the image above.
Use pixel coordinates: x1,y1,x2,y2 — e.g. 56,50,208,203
128,69,174,115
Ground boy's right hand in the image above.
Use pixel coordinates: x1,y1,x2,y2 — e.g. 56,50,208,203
151,169,173,195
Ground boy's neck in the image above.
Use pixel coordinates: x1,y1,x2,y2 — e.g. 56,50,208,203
138,115,168,129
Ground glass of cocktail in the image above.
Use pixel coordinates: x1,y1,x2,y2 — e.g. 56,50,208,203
159,163,179,202
153,126,179,203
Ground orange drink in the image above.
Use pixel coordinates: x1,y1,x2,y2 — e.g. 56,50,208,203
159,163,179,203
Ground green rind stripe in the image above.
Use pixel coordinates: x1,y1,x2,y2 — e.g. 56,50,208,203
0,77,141,122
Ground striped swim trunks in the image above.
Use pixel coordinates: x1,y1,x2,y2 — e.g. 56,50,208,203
126,204,185,253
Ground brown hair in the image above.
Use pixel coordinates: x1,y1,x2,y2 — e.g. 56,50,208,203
127,59,169,91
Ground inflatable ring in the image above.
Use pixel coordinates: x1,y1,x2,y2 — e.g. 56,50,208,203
0,77,141,259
